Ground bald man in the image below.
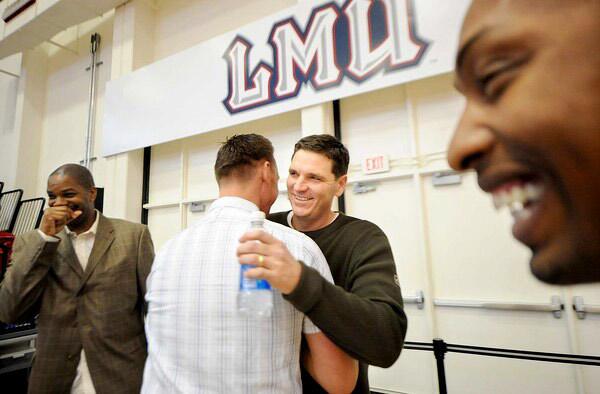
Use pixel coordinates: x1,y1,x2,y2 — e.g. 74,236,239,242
0,164,155,394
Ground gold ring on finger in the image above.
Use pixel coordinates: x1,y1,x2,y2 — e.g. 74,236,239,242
258,255,264,267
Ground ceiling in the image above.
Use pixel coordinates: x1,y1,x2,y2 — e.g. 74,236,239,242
0,0,127,59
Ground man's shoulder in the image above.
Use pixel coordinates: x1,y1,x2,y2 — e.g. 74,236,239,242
13,229,44,244
266,220,325,258
267,211,290,226
265,219,304,242
336,214,382,234
102,215,147,234
154,219,211,255
161,222,197,246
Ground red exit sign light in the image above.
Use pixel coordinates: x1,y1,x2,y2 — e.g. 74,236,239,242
362,155,390,175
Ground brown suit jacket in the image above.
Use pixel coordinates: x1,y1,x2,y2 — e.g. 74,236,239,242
0,214,154,394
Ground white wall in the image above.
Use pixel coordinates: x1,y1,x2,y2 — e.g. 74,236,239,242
36,13,115,197
2,1,599,393
153,0,295,61
0,49,48,198
2,0,296,212
1,12,114,200
0,70,19,188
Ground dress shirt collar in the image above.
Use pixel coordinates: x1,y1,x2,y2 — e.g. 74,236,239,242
208,196,259,214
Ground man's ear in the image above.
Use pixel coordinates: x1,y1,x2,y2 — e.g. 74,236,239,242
261,160,271,181
263,160,278,181
335,175,347,197
89,187,97,203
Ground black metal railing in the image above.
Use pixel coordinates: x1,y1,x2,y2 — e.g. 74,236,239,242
0,189,23,232
403,339,600,394
10,198,45,236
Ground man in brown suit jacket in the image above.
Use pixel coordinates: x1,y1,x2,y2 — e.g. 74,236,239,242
0,164,154,394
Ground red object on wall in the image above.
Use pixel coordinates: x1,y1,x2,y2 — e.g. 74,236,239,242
0,231,15,281
0,231,37,336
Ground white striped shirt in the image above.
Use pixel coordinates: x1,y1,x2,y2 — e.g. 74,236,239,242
142,197,333,393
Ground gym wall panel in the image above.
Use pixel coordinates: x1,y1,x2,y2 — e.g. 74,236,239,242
37,14,115,197
153,0,296,62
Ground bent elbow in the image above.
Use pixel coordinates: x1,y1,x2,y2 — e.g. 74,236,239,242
329,381,356,394
366,339,403,368
377,348,402,368
324,379,356,394
344,363,359,393
371,322,407,367
326,362,359,394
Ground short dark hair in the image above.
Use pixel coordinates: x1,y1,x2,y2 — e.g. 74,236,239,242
49,163,95,189
215,134,275,182
293,134,349,178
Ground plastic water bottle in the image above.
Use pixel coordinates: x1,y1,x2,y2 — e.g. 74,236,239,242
237,210,273,317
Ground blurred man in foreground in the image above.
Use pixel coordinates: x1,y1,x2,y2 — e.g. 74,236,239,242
448,0,600,284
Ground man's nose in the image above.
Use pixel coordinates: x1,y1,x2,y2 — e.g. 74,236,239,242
293,176,308,191
54,196,68,206
447,102,495,171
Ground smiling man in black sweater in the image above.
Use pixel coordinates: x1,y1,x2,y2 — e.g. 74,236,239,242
238,134,407,393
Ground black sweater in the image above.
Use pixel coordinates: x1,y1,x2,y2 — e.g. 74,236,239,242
269,211,407,394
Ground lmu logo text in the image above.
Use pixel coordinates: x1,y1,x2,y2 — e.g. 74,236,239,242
223,0,428,114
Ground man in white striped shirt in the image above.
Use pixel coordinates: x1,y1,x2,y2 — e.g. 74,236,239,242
142,134,357,393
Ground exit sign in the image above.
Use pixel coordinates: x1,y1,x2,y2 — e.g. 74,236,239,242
362,155,390,175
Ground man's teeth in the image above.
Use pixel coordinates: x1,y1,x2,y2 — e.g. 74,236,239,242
492,183,543,214
294,195,310,201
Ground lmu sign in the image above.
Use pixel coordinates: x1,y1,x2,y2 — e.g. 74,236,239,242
223,0,428,113
103,0,470,156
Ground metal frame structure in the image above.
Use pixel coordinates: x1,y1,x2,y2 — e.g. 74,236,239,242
0,189,23,232
400,339,600,394
9,198,45,235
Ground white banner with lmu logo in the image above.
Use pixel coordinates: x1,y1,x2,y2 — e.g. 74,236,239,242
102,0,470,156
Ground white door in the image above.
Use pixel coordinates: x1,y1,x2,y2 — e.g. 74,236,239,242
345,177,437,394
341,75,600,393
568,283,600,393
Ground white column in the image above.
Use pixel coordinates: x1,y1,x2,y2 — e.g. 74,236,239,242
0,49,48,198
0,54,23,191
103,0,155,222
300,102,334,137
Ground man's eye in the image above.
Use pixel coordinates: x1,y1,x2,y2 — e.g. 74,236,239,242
475,56,529,102
477,69,509,101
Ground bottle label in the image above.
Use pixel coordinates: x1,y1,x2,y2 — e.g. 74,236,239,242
239,265,271,290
